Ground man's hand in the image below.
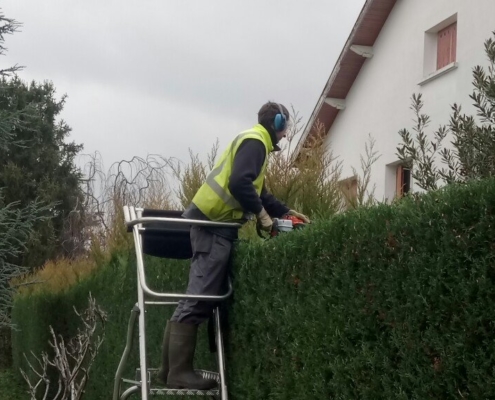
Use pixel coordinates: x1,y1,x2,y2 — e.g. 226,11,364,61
288,209,311,223
256,207,273,232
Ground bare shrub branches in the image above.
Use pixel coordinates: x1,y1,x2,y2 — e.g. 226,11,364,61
20,294,107,400
80,152,174,251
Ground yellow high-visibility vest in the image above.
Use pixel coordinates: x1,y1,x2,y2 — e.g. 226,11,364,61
192,124,274,221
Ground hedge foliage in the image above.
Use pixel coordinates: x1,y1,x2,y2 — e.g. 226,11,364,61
12,179,495,399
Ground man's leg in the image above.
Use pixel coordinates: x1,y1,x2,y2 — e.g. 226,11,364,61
172,229,232,323
166,226,232,389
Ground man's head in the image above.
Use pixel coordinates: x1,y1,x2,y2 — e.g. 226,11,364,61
258,101,290,142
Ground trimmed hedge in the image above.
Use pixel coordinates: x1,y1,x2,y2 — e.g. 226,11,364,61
12,179,495,399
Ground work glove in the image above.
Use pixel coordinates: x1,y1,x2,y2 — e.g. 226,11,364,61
256,207,273,232
288,209,311,224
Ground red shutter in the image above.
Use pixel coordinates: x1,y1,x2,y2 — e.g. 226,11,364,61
437,29,447,69
437,22,457,70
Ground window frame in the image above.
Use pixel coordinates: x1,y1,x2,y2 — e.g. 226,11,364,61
420,13,458,85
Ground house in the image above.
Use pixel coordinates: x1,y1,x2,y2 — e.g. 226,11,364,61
297,0,495,202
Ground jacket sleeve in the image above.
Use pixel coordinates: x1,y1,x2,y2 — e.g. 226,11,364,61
260,185,290,218
228,139,265,215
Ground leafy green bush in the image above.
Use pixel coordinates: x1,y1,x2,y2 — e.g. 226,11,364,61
12,178,495,399
398,32,495,191
0,368,27,400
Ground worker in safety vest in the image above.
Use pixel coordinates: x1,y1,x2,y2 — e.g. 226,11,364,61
158,101,310,390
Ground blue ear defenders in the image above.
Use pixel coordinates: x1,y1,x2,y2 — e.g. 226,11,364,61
274,103,287,132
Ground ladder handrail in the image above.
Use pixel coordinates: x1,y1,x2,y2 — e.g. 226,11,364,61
123,206,242,229
127,217,242,229
127,206,237,301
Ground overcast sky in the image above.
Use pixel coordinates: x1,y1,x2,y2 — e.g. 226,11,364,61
1,0,365,172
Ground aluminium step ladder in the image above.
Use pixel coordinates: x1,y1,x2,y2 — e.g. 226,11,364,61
113,206,240,400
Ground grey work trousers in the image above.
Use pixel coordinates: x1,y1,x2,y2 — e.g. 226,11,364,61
171,226,233,325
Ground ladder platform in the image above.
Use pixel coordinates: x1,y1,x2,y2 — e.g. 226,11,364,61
132,368,220,396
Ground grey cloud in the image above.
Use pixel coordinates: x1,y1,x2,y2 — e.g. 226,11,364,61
2,0,365,166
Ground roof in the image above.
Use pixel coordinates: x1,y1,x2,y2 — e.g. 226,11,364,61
296,0,397,154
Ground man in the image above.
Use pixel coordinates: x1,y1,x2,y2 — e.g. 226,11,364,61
158,101,310,389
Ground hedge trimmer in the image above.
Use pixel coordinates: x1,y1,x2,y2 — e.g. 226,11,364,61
257,214,307,239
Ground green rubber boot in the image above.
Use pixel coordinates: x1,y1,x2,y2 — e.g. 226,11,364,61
157,321,171,384
166,321,216,390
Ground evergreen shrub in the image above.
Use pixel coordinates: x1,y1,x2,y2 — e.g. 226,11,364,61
13,179,495,399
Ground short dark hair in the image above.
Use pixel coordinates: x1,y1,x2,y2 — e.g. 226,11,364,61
257,101,290,127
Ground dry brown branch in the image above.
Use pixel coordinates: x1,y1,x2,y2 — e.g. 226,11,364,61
79,152,174,253
265,109,344,218
20,294,107,400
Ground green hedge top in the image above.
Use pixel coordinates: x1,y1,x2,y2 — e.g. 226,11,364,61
228,180,495,399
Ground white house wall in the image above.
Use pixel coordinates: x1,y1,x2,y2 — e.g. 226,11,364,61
325,0,495,201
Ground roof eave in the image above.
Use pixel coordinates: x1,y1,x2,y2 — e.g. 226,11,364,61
295,0,395,157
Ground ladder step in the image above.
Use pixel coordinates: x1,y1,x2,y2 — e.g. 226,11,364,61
132,368,221,396
150,388,220,396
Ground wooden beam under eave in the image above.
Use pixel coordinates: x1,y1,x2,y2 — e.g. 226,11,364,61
324,98,346,110
350,45,374,58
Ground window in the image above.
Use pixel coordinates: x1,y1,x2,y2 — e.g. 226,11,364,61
339,176,358,209
421,14,458,85
396,165,411,198
437,22,457,70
